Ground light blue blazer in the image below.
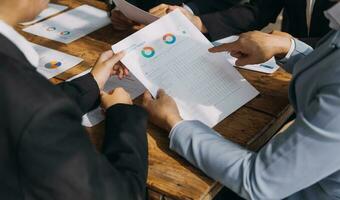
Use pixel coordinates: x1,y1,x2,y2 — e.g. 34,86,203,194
169,30,340,200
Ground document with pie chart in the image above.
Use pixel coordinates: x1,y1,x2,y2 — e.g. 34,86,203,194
112,10,259,127
23,5,111,44
31,43,83,79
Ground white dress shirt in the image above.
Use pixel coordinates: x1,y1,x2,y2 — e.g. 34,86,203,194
0,20,39,67
306,0,316,34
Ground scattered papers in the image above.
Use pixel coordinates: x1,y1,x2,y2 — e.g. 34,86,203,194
23,5,111,44
113,0,158,24
21,3,68,26
67,69,145,127
31,43,83,79
112,10,259,127
213,36,280,74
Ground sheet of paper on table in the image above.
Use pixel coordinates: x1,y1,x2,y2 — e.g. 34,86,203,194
31,42,83,79
112,10,259,127
21,3,68,26
213,36,280,74
67,69,145,127
23,5,111,44
112,0,158,24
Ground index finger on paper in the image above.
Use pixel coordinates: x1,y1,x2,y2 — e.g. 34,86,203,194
209,42,239,53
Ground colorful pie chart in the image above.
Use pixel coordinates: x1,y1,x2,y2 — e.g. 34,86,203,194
46,27,56,31
141,47,155,58
45,60,62,69
60,31,71,36
163,33,176,44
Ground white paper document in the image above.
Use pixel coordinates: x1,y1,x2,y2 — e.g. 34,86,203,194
112,10,259,127
23,5,111,44
21,3,68,25
113,0,158,24
213,36,280,74
31,43,83,79
67,69,145,127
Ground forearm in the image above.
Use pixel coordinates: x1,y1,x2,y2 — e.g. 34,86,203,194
57,73,100,114
103,104,149,197
169,120,254,199
169,114,340,200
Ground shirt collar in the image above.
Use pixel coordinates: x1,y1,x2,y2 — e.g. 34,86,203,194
0,20,39,67
324,2,340,30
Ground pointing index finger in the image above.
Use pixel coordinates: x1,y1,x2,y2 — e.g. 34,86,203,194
208,41,239,53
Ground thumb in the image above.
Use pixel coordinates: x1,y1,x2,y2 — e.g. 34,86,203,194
100,90,108,97
168,6,178,12
209,42,239,53
103,51,126,68
143,91,153,107
235,57,254,66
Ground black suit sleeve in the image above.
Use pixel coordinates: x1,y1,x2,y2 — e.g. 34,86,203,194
57,73,100,114
18,98,148,200
199,0,284,40
186,0,247,15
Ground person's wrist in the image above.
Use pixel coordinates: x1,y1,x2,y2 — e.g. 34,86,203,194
273,36,292,59
91,72,106,90
165,115,183,131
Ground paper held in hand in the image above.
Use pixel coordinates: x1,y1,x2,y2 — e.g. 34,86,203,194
112,0,158,24
112,10,259,127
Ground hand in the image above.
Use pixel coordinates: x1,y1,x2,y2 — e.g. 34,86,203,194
149,4,171,17
209,31,292,66
100,88,133,110
110,10,137,30
142,89,182,132
150,5,207,33
91,50,129,90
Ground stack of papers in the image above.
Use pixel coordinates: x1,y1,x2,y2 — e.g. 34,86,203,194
21,3,68,26
23,5,111,44
67,69,145,127
112,10,259,127
31,43,83,79
213,36,280,74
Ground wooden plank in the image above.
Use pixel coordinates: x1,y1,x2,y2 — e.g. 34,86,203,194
240,68,292,117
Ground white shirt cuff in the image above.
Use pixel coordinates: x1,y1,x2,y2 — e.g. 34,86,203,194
284,38,296,60
169,120,185,139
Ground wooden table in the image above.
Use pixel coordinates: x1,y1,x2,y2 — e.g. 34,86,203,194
17,0,293,199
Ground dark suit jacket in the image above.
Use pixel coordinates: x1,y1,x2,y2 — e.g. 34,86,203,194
199,0,335,45
0,34,148,200
107,0,244,13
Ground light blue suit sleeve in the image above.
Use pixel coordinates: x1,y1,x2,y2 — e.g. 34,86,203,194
277,38,314,74
169,86,340,200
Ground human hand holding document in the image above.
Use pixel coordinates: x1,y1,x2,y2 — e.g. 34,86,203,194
112,0,158,24
67,69,145,127
112,10,259,127
213,36,280,74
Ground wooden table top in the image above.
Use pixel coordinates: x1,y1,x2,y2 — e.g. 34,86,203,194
17,0,293,199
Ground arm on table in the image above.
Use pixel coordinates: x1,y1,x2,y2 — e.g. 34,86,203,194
169,84,340,199
19,98,148,200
